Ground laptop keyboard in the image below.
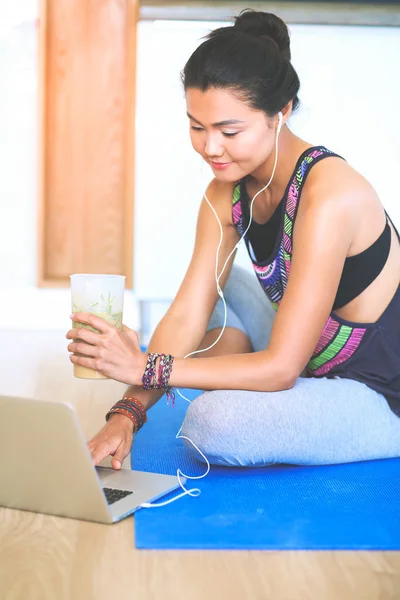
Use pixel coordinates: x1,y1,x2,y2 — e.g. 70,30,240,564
103,487,133,505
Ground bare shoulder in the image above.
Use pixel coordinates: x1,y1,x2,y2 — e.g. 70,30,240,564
206,177,237,204
204,177,237,225
298,155,385,251
302,155,381,216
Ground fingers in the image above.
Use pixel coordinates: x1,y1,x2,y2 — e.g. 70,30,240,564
70,312,111,334
67,315,120,359
88,438,114,467
87,425,134,469
67,340,99,356
111,442,129,470
66,326,100,345
69,353,98,371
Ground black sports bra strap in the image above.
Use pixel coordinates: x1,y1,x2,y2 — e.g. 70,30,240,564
385,210,400,242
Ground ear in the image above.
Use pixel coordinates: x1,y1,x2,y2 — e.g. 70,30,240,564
281,100,293,124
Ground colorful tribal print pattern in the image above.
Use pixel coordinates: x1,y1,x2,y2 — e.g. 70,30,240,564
231,147,367,377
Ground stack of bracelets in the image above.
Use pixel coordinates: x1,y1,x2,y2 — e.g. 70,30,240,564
105,396,147,432
142,352,175,405
105,352,175,430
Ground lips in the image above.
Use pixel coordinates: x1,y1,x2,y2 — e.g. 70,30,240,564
210,161,232,170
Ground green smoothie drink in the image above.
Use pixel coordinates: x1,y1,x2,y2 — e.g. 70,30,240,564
70,274,126,379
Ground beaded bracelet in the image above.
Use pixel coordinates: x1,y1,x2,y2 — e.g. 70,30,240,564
105,396,147,431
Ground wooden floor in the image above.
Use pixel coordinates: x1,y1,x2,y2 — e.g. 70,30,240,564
0,330,399,600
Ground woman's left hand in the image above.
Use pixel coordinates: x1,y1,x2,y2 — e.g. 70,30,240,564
66,313,146,385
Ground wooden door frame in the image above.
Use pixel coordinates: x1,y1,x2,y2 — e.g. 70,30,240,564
37,0,138,288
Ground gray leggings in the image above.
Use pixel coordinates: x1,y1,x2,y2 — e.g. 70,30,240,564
181,265,400,467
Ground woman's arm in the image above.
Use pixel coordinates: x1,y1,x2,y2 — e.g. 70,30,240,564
69,164,359,395
68,178,240,410
160,178,358,392
123,178,239,409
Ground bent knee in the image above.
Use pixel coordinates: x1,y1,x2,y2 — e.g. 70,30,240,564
181,392,221,446
180,391,241,465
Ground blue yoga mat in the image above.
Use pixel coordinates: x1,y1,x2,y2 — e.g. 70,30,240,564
131,388,400,550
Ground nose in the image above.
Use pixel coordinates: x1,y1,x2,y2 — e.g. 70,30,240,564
204,134,224,158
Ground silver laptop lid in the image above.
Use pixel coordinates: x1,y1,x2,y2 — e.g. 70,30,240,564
0,396,112,523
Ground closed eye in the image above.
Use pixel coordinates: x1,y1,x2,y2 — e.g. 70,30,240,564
191,126,239,138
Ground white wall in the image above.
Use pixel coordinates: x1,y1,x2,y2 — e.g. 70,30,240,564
0,13,399,333
0,14,37,289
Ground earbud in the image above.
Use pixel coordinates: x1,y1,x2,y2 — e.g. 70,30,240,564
277,111,283,136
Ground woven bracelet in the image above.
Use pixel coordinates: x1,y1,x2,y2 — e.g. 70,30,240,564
142,353,174,390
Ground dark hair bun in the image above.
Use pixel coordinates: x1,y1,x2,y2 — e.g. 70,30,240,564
183,10,300,115
234,10,291,60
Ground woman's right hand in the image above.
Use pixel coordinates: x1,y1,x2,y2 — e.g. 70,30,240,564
87,413,135,470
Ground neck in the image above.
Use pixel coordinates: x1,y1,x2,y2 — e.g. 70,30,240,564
249,128,313,201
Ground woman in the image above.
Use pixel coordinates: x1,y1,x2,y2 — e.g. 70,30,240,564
67,11,400,469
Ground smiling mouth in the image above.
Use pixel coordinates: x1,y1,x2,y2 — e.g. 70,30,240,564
210,161,232,168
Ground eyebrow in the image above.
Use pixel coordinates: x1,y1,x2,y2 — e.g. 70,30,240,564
187,112,245,127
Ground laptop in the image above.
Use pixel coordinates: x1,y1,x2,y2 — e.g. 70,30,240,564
0,395,184,523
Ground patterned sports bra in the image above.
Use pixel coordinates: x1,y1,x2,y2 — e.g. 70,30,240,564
232,146,400,417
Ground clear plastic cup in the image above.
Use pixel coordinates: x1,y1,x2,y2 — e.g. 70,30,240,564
70,274,126,379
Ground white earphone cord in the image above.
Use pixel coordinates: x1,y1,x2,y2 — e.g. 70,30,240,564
140,113,283,509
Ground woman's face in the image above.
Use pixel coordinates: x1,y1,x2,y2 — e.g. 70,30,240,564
186,87,275,182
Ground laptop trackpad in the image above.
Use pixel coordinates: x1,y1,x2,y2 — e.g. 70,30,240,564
96,466,140,492
96,466,115,483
